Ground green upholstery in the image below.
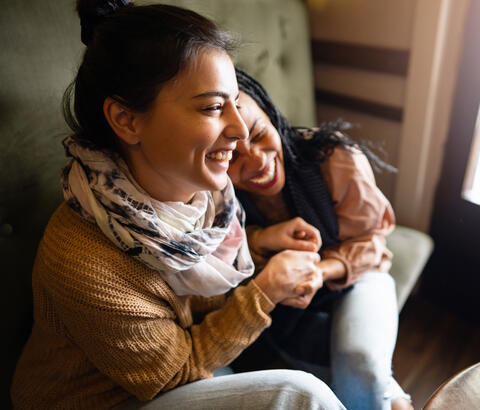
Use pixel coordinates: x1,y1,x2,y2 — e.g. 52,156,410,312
387,226,434,309
1,2,82,406
1,0,432,406
141,0,317,127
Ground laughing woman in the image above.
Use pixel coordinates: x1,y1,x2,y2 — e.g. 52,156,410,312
10,2,345,409
227,68,413,410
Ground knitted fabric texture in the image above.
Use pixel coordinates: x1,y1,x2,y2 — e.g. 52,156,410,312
61,136,254,297
11,203,274,409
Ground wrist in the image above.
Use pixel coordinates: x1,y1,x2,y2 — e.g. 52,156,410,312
317,258,346,281
253,275,279,304
250,227,271,256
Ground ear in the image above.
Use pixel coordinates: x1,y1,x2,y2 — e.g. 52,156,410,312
103,97,142,145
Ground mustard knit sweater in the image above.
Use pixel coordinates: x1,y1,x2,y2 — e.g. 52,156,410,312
11,203,274,409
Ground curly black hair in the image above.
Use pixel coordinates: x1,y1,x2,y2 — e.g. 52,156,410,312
235,67,396,173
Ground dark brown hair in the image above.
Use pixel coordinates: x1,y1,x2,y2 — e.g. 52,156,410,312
64,1,236,151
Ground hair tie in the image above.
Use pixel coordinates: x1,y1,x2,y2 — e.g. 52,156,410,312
79,0,130,46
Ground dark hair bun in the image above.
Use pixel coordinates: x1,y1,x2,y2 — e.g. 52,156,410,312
77,0,130,46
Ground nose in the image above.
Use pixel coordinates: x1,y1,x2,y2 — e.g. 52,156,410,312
250,147,267,168
224,103,249,141
244,145,267,171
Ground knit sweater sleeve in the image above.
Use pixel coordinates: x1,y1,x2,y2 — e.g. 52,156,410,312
319,147,395,289
40,205,274,402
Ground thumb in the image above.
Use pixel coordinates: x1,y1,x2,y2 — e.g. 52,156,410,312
294,230,307,239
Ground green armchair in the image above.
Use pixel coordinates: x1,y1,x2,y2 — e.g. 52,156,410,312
1,0,433,406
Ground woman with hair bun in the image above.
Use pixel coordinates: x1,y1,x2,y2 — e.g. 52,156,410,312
10,2,345,409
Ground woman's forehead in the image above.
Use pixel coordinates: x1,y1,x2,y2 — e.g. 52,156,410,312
239,92,268,125
162,49,238,100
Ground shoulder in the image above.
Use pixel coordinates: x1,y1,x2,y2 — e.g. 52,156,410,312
35,203,175,317
42,202,134,273
320,145,375,183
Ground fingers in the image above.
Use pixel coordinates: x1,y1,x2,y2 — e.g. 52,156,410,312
311,268,324,289
291,231,322,252
281,294,313,309
288,237,319,252
294,282,313,296
295,268,324,296
294,230,307,239
292,224,321,252
282,249,320,262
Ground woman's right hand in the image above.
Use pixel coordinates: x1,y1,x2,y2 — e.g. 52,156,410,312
254,249,321,305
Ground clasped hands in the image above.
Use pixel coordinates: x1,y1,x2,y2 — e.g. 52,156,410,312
252,217,327,309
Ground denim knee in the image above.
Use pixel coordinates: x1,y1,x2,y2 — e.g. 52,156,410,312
331,350,390,410
334,348,390,387
266,369,345,409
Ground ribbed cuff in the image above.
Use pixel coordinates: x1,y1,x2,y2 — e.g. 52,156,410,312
247,279,276,314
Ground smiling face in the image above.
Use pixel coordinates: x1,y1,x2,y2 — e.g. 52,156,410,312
122,49,248,203
227,91,285,197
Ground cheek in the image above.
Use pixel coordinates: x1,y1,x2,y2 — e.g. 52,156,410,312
227,162,241,185
272,136,283,155
150,127,214,162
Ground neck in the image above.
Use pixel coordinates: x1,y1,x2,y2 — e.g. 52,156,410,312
250,191,283,207
122,149,195,204
249,191,290,224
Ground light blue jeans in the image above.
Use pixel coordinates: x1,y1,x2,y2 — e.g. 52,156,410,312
281,272,410,410
112,369,346,409
330,272,410,410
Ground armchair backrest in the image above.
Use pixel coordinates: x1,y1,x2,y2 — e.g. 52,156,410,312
1,0,315,403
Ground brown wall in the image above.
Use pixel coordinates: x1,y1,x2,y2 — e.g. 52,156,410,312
307,0,417,202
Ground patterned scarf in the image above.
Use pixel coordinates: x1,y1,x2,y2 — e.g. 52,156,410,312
61,136,254,297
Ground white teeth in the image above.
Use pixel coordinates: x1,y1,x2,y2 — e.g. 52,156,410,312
250,158,276,185
207,151,232,161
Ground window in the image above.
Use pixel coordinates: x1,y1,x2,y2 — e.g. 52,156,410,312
462,104,480,205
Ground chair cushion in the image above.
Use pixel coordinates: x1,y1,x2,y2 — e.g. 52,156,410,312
387,226,434,310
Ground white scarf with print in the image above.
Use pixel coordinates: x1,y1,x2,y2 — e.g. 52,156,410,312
61,136,254,297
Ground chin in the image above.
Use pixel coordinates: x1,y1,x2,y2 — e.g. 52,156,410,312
204,175,229,192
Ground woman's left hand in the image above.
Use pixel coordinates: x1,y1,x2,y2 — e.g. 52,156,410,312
254,217,321,254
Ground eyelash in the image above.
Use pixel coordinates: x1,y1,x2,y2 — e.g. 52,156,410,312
203,105,222,112
203,102,241,113
251,127,266,143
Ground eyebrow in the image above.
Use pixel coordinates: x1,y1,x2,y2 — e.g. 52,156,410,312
249,118,260,136
193,91,240,100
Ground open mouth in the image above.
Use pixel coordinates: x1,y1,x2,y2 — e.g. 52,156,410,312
206,150,233,161
249,157,277,187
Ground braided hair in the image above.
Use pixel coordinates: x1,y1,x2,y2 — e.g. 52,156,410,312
234,69,365,346
235,68,395,251
235,67,396,173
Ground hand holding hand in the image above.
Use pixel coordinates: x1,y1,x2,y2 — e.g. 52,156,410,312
281,263,324,309
254,249,320,304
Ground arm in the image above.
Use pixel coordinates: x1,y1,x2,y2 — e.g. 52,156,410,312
44,232,321,401
319,146,395,290
43,250,274,402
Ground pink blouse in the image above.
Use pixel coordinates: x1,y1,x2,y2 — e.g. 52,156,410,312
319,147,395,289
246,146,395,290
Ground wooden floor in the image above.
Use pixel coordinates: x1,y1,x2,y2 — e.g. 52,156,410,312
392,294,480,409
